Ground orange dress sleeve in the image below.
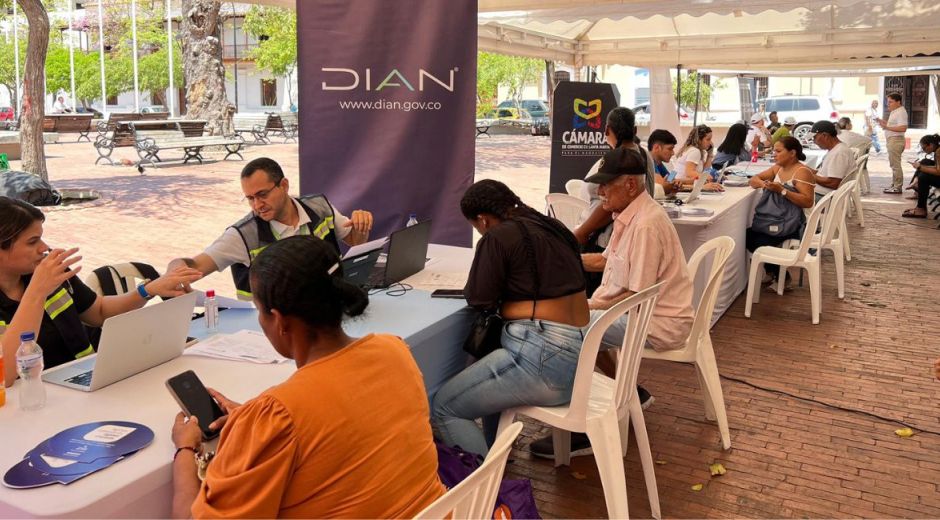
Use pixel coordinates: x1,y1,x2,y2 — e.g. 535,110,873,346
191,395,298,519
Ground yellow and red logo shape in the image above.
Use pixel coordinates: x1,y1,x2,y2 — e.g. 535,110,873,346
572,98,602,130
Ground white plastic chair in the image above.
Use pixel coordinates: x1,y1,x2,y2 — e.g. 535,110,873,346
497,284,664,520
845,153,867,228
415,422,523,520
565,178,588,201
84,262,157,297
745,192,834,324
642,236,735,450
808,180,856,299
545,193,589,231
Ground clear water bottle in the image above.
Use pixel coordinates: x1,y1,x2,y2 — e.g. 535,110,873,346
406,213,418,227
205,289,219,334
16,331,45,411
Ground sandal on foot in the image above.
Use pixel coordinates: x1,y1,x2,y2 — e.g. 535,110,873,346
902,208,927,218
884,187,902,194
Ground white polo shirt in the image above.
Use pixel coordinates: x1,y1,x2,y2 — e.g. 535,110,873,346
815,142,856,197
204,198,351,271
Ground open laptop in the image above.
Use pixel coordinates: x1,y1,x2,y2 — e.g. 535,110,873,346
43,291,198,392
366,219,432,288
341,248,383,286
676,174,707,204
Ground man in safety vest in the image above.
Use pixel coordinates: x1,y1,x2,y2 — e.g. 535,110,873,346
167,157,373,300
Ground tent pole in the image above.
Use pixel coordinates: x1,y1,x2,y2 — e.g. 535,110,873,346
132,0,140,112
676,64,682,119
693,71,702,126
97,0,107,116
68,0,77,111
167,0,175,116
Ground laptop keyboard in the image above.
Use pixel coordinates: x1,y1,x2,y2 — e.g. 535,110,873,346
65,371,94,387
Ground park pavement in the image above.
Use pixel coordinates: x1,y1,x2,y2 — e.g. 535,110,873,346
10,135,940,519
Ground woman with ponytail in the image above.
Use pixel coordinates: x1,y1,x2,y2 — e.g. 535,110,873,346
902,133,940,218
431,180,590,456
171,236,444,519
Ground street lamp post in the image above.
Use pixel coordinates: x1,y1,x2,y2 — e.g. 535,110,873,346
97,0,107,115
131,0,140,112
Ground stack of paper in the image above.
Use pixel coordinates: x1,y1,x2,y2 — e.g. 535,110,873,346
183,330,289,364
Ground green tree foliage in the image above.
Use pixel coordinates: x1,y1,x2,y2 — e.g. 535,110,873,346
242,6,296,77
476,51,542,116
672,71,725,112
0,36,27,106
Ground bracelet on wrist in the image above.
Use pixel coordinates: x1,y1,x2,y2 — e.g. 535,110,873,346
174,446,198,460
136,280,154,300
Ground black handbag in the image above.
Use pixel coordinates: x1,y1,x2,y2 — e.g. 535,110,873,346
462,310,505,359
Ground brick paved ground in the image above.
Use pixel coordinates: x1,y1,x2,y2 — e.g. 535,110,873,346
11,136,940,518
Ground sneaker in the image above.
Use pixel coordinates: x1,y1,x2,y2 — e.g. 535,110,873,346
529,432,592,459
638,385,655,410
883,187,902,194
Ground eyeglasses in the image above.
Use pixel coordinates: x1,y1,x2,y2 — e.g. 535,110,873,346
243,180,281,204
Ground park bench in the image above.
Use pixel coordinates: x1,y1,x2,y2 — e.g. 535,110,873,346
94,119,207,165
233,113,273,144
94,112,169,140
43,114,95,142
270,112,299,143
130,121,244,169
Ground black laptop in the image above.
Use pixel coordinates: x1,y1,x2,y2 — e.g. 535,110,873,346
361,219,432,288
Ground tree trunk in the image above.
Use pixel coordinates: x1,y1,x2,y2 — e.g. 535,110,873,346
545,60,556,110
180,0,234,136
17,0,50,181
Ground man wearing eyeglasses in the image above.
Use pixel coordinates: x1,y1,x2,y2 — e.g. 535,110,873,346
167,157,373,300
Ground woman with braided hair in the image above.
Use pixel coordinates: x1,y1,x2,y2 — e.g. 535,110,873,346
431,180,589,456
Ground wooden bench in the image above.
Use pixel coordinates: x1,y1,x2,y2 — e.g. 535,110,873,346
233,113,273,144
43,114,95,142
94,119,207,165
130,121,244,170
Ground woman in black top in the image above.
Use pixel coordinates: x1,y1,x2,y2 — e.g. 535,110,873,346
431,180,589,456
1,197,202,386
712,123,751,170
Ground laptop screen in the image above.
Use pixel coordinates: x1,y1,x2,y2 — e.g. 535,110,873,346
384,219,432,284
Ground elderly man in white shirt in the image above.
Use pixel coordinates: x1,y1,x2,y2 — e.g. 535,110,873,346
878,93,908,193
811,120,856,202
837,117,872,194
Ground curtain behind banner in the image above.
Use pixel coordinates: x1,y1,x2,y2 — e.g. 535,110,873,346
297,0,477,247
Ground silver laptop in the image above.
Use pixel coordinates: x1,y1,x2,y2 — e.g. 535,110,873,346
676,174,707,204
43,291,197,392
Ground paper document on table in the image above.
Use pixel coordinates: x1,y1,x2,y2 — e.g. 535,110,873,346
183,330,289,364
194,290,254,309
405,270,468,290
344,237,388,258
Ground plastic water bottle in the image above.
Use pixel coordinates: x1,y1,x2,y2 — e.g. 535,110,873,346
406,213,418,227
205,290,219,334
16,332,45,411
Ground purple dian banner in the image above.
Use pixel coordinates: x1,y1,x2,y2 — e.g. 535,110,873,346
297,0,478,247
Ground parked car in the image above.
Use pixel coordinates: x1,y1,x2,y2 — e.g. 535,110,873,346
498,99,549,118
140,105,169,114
0,107,14,123
633,102,693,124
486,107,534,121
758,95,839,146
530,116,550,136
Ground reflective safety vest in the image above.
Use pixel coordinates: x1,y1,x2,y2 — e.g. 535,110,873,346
0,280,95,361
230,194,341,300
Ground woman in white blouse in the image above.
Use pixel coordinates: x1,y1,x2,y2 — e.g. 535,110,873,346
674,125,723,191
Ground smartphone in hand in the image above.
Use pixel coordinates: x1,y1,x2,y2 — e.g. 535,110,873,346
166,370,225,440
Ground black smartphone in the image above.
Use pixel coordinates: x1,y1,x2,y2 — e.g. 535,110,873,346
431,289,465,299
166,370,225,440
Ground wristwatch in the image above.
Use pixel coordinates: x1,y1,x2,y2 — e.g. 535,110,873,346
779,186,787,196
136,280,154,300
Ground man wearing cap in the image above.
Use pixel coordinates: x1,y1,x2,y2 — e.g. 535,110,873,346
746,113,772,152
771,116,798,144
812,120,856,202
529,147,694,459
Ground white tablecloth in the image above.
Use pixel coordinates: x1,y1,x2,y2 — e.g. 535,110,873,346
0,245,475,519
671,187,760,324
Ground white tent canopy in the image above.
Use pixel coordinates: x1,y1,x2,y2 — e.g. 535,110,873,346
248,0,940,72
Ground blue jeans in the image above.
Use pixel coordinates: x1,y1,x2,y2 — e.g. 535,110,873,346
870,132,882,153
431,319,585,456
